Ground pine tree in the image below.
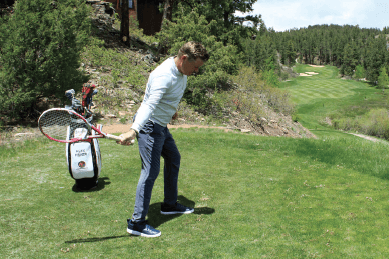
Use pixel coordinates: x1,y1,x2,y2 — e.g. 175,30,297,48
378,67,389,93
286,40,296,66
365,36,387,82
0,0,91,118
355,65,365,80
341,41,358,76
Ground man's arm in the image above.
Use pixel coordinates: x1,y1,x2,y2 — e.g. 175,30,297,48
117,75,170,145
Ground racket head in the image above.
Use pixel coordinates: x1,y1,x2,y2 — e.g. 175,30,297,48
38,108,89,143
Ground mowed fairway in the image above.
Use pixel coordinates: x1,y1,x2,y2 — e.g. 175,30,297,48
280,64,386,134
283,65,360,105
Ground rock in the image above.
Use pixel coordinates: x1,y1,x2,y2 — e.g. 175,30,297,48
105,114,116,118
14,133,35,137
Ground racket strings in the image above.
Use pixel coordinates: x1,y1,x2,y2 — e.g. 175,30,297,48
39,110,90,141
69,115,91,139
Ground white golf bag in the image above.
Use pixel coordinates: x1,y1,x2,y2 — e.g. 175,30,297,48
64,87,101,190
65,119,102,190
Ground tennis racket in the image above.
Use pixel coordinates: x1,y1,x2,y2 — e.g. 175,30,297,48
38,108,123,143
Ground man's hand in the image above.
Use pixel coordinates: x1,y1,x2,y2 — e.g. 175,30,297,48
117,129,137,145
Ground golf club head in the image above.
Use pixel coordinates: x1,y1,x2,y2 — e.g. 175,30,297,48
65,89,75,101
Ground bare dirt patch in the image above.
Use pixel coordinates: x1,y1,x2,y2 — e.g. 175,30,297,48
101,109,317,139
350,133,385,143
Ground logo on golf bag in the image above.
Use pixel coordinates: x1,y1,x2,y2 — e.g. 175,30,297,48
78,161,86,168
75,149,87,157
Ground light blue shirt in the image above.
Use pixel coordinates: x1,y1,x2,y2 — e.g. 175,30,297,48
131,57,187,132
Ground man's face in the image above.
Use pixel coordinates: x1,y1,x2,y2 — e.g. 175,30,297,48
180,57,204,76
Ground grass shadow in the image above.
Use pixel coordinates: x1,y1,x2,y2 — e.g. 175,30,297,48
147,195,215,229
64,195,215,243
71,177,111,192
65,235,128,243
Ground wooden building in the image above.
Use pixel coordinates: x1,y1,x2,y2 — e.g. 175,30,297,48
104,0,163,35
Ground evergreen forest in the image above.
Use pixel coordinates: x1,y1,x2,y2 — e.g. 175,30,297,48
273,24,389,82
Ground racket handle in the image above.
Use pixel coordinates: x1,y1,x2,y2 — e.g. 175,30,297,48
105,133,124,141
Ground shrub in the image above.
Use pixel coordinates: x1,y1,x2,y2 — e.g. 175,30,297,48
82,42,149,90
232,67,295,116
225,89,264,124
281,72,290,81
359,109,389,139
333,108,389,140
214,66,295,125
332,117,358,131
0,0,91,118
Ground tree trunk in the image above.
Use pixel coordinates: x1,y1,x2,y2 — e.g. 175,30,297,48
224,11,230,29
120,0,129,44
162,0,173,23
157,0,174,59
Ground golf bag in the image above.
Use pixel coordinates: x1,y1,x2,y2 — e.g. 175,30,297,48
64,86,101,190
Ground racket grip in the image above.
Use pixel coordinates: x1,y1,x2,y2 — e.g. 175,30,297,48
105,133,124,141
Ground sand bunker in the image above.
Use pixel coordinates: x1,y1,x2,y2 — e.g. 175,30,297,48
299,71,319,76
309,65,325,68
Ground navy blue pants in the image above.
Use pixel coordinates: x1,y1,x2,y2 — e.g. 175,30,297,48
131,120,181,223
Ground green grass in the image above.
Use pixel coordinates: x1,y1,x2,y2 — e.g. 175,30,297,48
1,128,389,258
2,64,389,258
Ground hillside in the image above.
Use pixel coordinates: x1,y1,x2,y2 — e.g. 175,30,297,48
1,2,315,145
83,3,315,138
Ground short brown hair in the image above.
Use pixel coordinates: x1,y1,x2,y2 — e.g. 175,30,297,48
177,41,209,62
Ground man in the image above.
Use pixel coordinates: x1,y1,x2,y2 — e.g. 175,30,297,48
118,41,209,237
